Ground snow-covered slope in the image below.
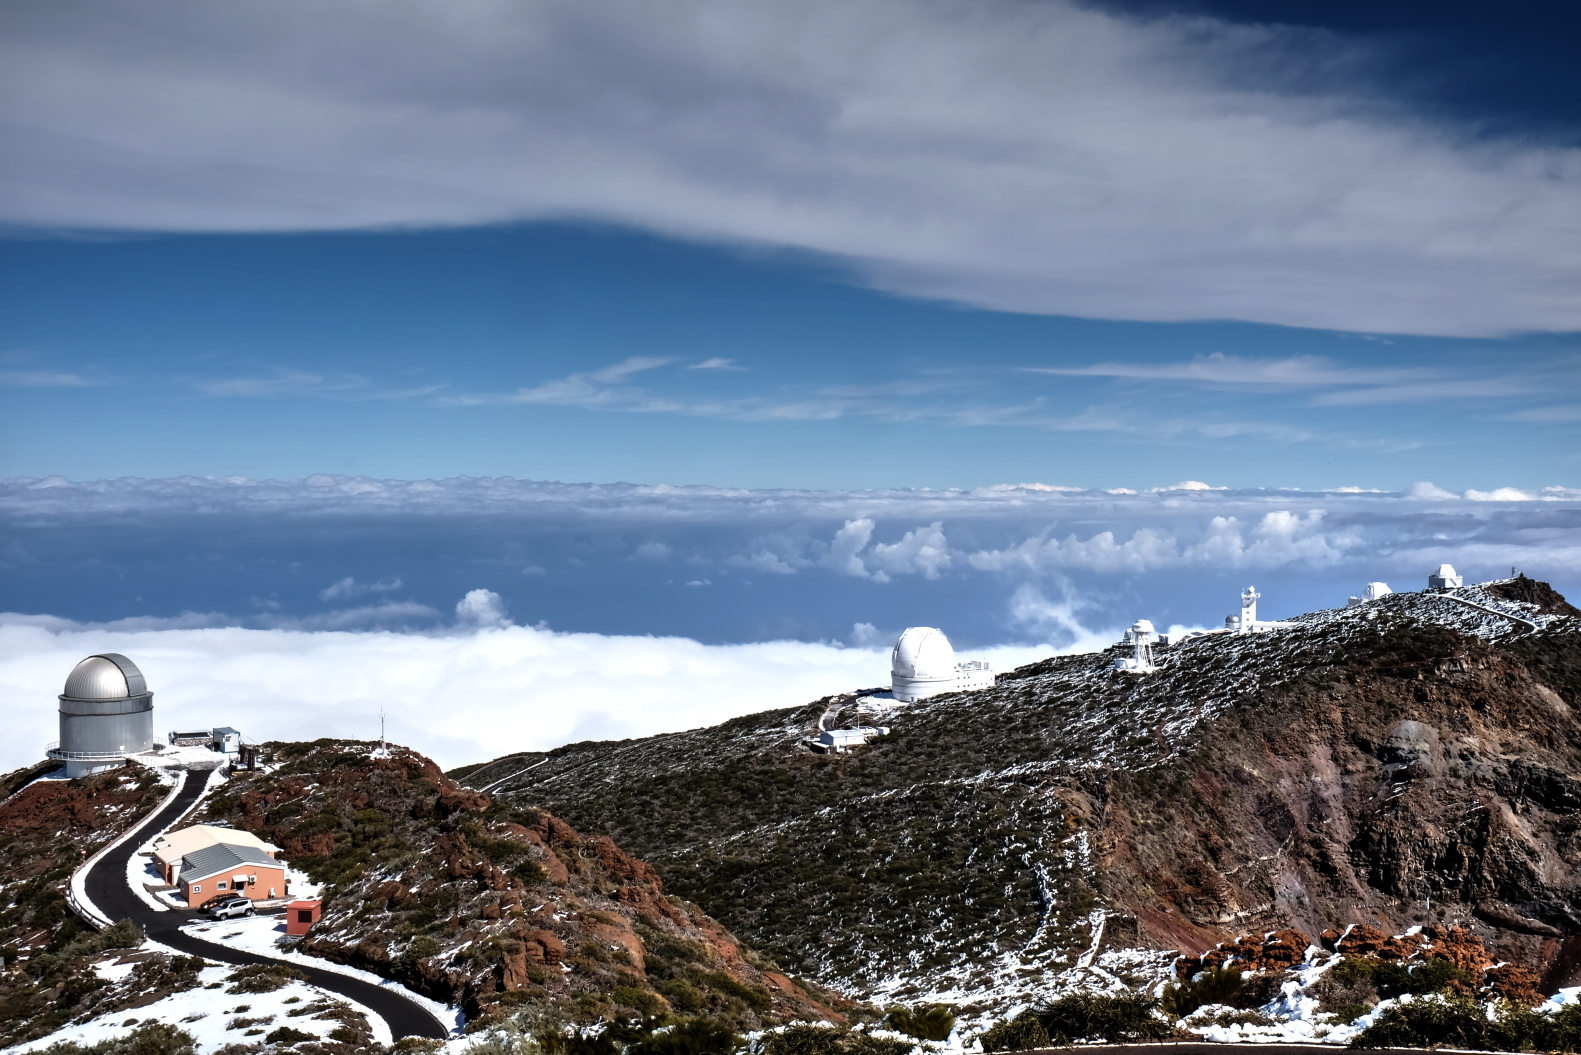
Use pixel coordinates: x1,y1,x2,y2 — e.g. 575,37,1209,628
465,579,1581,1021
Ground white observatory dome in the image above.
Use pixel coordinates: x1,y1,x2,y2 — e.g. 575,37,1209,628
891,627,961,703
63,654,147,700
892,627,956,680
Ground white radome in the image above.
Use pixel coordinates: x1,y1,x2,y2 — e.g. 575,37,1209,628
892,627,956,681
890,627,995,702
63,654,147,700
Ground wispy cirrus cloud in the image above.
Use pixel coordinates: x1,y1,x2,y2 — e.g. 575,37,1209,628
193,369,444,400
0,369,99,387
443,358,1356,444
1032,352,1569,408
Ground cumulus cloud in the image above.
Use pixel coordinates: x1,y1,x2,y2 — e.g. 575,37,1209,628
3,0,1578,335
454,588,511,628
867,521,951,583
967,511,1359,574
1006,583,1120,654
823,518,876,578
0,616,1049,775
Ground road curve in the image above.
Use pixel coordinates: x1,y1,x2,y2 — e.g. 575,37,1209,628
79,768,451,1041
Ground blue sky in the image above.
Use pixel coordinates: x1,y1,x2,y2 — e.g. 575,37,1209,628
2,225,1576,490
1,0,1578,705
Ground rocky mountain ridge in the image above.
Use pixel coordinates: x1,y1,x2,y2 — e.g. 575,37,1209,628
458,577,1581,1019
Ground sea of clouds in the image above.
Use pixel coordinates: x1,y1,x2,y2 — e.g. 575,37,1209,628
2,474,1577,774
0,597,1051,775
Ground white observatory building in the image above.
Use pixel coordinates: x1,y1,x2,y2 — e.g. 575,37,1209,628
1114,619,1158,673
1224,586,1291,634
890,627,994,703
1348,582,1393,606
47,654,155,778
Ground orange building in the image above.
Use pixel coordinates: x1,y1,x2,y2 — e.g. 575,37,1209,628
153,824,277,885
286,900,321,935
178,843,288,907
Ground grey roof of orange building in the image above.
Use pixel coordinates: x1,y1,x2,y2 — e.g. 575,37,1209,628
180,843,282,883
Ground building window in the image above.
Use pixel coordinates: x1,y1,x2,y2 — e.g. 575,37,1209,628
217,881,228,890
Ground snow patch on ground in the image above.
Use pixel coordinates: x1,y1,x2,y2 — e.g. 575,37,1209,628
284,866,322,899
11,963,369,1053
181,913,462,1034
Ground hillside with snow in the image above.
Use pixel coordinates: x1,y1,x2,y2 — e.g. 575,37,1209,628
460,577,1581,1021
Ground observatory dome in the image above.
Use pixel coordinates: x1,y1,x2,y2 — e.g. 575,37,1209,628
64,654,148,700
892,627,956,680
890,627,962,703
52,653,154,778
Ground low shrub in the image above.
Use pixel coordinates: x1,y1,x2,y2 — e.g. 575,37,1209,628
1034,991,1173,1043
1161,966,1244,1018
883,1004,956,1042
1372,957,1472,999
33,1022,195,1055
263,1025,315,1045
759,1025,913,1055
977,1012,1050,1053
1349,995,1488,1049
629,1017,743,1055
1488,1000,1581,1053
1355,996,1581,1053
224,963,307,994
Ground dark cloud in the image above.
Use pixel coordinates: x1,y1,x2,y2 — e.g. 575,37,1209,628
3,0,1578,334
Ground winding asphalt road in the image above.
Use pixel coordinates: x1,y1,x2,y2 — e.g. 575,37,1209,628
81,768,451,1041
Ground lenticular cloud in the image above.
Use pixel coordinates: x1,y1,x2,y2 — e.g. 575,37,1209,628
0,616,1049,776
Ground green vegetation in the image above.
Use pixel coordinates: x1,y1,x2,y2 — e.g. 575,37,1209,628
32,1022,194,1055
264,1025,316,1045
1031,991,1174,1044
977,1012,1050,1053
1161,965,1244,1018
881,1004,956,1042
225,962,308,994
982,990,1173,1050
759,1025,912,1055
1371,957,1473,998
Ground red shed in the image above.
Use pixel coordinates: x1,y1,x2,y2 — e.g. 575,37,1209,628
286,899,321,935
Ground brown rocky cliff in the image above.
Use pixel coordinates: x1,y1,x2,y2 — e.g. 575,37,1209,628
1097,615,1581,990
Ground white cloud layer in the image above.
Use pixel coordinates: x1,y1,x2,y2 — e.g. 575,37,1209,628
3,0,1578,335
0,614,1051,776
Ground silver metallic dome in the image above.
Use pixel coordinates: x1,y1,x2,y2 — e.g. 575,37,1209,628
63,654,148,700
